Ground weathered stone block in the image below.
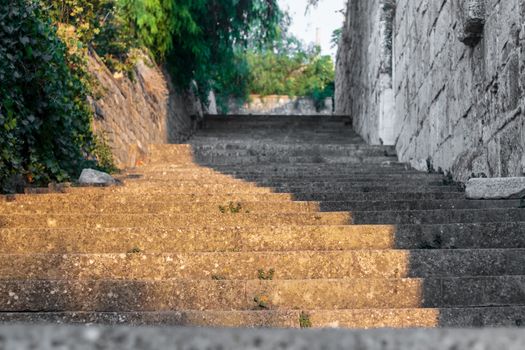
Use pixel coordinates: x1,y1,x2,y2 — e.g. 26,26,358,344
466,177,525,199
78,169,116,186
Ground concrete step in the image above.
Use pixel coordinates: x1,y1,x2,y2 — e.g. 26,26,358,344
2,249,525,280
203,114,351,122
190,156,398,165
185,143,396,153
150,144,397,156
63,184,274,195
275,185,462,194
0,225,395,254
2,277,525,311
232,179,448,187
194,162,412,172
125,172,446,182
148,156,398,166
4,223,525,254
190,137,364,145
0,309,438,328
0,212,352,229
395,222,525,249
121,178,449,188
2,307,525,327
4,199,519,215
353,208,525,225
0,200,322,215
293,192,465,201
0,279,425,311
319,199,523,212
136,164,415,174
1,192,295,204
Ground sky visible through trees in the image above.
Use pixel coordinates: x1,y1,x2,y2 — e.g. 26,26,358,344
279,0,346,58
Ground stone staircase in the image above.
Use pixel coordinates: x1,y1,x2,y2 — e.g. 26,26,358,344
1,115,525,328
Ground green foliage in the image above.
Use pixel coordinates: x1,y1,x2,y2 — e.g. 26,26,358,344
0,0,282,192
165,0,282,103
43,0,137,72
0,0,97,193
299,311,312,328
92,133,118,174
118,0,175,59
245,41,335,106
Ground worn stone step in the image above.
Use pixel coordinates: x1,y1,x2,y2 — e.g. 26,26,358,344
121,178,448,189
293,192,465,202
4,223,525,254
1,192,295,205
0,212,351,229
150,145,397,157
0,309,438,328
191,137,364,145
201,120,352,128
0,279,425,311
186,143,396,153
127,172,446,182
63,184,273,195
4,307,525,328
319,199,523,212
2,277,525,311
0,225,395,254
0,201,322,215
195,162,412,172
395,222,525,249
275,185,462,194
238,179,448,187
5,199,517,215
137,164,415,174
353,208,525,225
204,114,351,122
150,156,398,166
2,249,525,280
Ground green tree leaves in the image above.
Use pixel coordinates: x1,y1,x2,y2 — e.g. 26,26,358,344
246,42,335,99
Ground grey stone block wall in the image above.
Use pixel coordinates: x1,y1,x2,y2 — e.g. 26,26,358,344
337,0,525,181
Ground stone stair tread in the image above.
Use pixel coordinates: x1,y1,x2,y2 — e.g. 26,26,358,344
0,212,352,229
2,199,521,215
2,277,525,311
353,208,525,225
2,249,525,280
0,225,396,253
4,307,525,328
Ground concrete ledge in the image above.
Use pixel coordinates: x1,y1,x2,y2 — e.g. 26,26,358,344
1,326,525,349
466,177,525,199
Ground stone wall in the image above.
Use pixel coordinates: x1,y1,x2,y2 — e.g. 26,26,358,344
228,95,334,116
336,0,396,145
337,0,525,181
88,52,202,168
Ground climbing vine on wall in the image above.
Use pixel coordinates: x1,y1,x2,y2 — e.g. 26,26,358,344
0,0,97,192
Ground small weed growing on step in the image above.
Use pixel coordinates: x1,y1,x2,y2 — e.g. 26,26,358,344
519,198,525,209
127,247,142,254
254,295,270,309
219,202,243,214
257,268,275,280
299,312,312,328
211,274,226,281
